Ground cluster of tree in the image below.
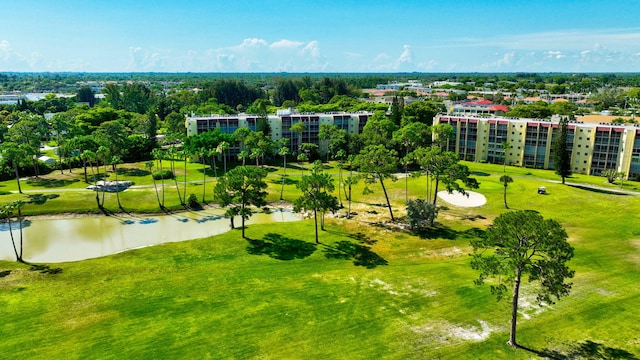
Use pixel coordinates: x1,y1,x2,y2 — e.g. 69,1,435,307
505,101,579,118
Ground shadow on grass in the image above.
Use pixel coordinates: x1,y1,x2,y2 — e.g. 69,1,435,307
246,233,316,260
27,193,60,205
26,178,79,188
29,264,63,275
323,240,388,268
323,232,387,268
270,176,299,186
520,340,638,359
287,164,307,171
117,168,151,177
470,171,491,177
413,224,458,240
0,270,11,278
410,223,486,241
567,183,630,195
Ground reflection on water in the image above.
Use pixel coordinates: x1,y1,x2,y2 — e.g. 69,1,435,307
0,208,300,263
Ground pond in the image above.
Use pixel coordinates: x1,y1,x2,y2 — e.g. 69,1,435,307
0,208,301,263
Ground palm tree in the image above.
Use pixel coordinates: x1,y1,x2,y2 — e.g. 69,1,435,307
250,147,263,167
152,148,166,209
297,153,308,176
146,160,162,209
96,146,110,208
335,149,347,207
181,149,189,205
278,145,290,200
199,147,209,203
1,201,26,263
208,147,219,178
80,150,95,184
238,150,249,166
167,147,183,206
500,174,513,209
502,141,510,173
217,141,230,174
111,156,123,210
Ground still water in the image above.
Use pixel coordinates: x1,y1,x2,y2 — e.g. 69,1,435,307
0,209,300,263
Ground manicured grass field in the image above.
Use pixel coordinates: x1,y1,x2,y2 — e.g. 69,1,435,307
1,162,639,359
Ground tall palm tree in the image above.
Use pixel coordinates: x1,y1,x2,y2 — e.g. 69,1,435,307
217,141,229,174
167,147,183,206
502,141,510,173
80,150,95,184
278,145,290,200
297,153,308,176
1,201,26,263
152,148,166,208
250,147,263,167
111,156,123,210
146,160,162,209
238,150,249,166
199,147,208,203
335,149,347,207
96,146,110,208
500,174,514,209
208,147,219,178
181,149,189,205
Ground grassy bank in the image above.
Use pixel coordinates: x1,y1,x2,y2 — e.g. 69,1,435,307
1,162,639,359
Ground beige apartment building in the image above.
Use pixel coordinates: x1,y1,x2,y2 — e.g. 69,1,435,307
435,114,640,179
186,110,372,154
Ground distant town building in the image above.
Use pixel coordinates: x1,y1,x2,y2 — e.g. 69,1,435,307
447,99,509,115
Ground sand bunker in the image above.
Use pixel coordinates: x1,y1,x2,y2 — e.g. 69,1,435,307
437,190,487,207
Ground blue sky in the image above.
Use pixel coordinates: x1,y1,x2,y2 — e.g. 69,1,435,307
2,0,640,72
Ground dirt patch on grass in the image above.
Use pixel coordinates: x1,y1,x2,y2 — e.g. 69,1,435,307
629,239,640,265
367,278,438,298
411,319,499,345
517,292,554,320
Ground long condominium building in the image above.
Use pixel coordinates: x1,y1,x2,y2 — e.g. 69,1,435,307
186,110,372,154
434,114,640,179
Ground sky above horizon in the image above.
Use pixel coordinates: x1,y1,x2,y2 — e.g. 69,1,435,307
2,0,640,73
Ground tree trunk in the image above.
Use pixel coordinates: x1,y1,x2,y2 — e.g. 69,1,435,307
202,155,207,203
115,166,122,210
241,201,246,239
280,156,286,200
313,208,319,244
223,151,227,173
183,157,188,204
83,159,88,183
229,216,235,229
18,207,24,263
503,186,509,209
6,217,19,261
432,177,440,206
508,267,522,348
379,176,395,222
13,164,22,194
337,166,343,207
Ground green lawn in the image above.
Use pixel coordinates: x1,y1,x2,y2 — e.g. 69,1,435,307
1,161,639,359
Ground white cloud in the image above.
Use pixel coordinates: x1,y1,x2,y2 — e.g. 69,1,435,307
0,40,11,60
397,45,412,64
300,41,320,58
545,51,566,59
231,38,268,52
270,39,303,49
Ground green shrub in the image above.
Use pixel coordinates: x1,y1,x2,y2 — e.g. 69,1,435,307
187,193,199,208
152,170,174,180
